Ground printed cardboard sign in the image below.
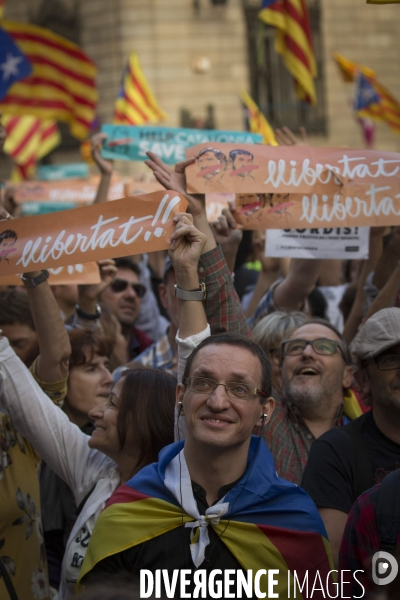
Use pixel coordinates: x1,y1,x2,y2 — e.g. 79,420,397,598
185,143,400,229
12,176,164,205
20,202,77,217
37,162,89,181
205,193,235,222
12,175,133,204
0,262,101,285
0,191,187,276
100,124,263,165
265,227,370,260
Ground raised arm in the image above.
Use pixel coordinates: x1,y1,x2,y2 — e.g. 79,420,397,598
342,227,384,344
0,204,71,383
0,337,108,502
273,258,322,310
22,269,71,383
91,133,113,205
169,213,207,340
145,152,251,337
70,259,117,331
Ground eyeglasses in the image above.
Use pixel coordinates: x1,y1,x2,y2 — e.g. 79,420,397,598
366,354,400,371
282,338,345,360
185,376,268,400
110,279,146,298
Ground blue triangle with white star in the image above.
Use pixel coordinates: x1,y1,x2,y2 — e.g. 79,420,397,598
354,73,380,111
0,27,32,101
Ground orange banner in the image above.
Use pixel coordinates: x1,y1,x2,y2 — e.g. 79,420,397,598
0,262,101,286
0,191,187,276
186,143,400,229
12,176,164,205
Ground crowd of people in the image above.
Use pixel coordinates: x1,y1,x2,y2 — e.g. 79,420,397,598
1,119,400,600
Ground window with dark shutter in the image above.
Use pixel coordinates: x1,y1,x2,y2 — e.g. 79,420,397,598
242,0,327,136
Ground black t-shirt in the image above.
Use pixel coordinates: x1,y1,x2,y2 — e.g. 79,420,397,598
83,479,245,596
301,411,400,514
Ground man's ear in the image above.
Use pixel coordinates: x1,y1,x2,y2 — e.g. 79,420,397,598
176,383,185,415
255,396,275,428
342,364,355,390
353,366,371,396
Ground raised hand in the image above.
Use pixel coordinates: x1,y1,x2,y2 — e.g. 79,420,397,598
90,132,113,176
274,126,308,147
210,207,243,273
145,152,206,218
169,213,207,277
78,259,117,313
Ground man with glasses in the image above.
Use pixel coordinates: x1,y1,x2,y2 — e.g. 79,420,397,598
301,307,400,566
99,257,153,360
79,215,335,596
258,319,356,487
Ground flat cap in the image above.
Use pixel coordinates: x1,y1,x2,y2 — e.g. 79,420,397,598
351,307,400,361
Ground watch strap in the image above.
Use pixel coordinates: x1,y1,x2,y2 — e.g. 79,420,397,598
20,270,50,287
174,282,206,301
75,304,102,320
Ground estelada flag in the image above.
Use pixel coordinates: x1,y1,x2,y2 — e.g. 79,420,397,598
259,0,317,104
78,438,334,598
239,90,278,145
334,53,400,135
0,20,97,140
114,52,167,125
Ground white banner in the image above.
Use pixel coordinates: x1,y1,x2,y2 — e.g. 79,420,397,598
265,227,370,260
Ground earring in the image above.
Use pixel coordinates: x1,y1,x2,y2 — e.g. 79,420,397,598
261,413,268,425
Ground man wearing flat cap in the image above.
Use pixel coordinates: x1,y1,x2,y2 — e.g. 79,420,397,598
301,307,400,566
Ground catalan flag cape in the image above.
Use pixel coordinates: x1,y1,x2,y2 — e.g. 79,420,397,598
114,52,167,125
78,437,334,598
239,91,278,145
259,0,317,105
0,21,97,140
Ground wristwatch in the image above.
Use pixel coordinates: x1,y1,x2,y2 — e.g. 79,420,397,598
21,270,50,287
174,282,206,301
75,304,102,320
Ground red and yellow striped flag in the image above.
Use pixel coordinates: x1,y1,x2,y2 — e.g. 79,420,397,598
259,0,317,105
239,91,278,145
334,52,400,135
114,52,167,125
0,20,97,140
2,114,61,180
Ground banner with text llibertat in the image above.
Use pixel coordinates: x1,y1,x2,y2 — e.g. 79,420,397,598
0,191,187,276
185,143,400,229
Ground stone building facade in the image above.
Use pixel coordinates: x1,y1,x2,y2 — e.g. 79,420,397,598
3,0,400,163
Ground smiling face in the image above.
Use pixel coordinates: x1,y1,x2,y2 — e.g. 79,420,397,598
64,348,113,427
88,377,124,457
281,323,353,414
177,344,273,451
100,268,141,327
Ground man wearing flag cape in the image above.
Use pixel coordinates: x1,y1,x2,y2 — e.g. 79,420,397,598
78,214,336,598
